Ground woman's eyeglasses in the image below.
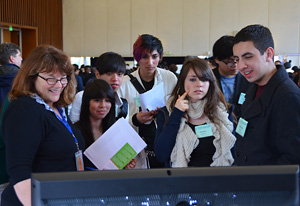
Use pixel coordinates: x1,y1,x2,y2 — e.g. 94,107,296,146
37,74,69,85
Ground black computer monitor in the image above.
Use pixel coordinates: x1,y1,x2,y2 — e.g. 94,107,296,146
31,165,299,206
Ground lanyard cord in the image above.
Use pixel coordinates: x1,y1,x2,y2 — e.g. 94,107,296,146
56,107,80,151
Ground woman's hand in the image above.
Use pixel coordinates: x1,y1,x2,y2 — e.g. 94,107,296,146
175,90,189,112
14,178,31,206
124,159,137,169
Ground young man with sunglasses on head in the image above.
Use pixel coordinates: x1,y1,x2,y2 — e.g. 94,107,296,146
213,35,251,124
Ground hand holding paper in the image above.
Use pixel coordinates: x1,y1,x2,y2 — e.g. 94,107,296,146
139,83,165,113
84,118,147,170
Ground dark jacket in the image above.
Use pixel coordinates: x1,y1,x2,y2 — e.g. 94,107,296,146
2,96,85,205
0,96,9,185
235,65,300,166
75,75,84,93
0,64,19,107
213,67,252,121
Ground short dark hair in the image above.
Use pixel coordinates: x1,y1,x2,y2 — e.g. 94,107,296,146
72,64,79,72
133,34,163,62
213,35,234,61
233,24,274,55
95,52,126,75
0,42,21,65
284,61,292,69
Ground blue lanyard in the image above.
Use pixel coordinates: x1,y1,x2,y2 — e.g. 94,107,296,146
56,107,80,151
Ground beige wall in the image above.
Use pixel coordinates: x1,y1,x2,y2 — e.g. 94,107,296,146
63,0,300,62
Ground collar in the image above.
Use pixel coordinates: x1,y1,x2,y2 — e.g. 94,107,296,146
32,94,67,120
256,65,287,106
220,74,236,80
242,65,287,119
5,63,19,69
136,67,161,85
114,92,123,107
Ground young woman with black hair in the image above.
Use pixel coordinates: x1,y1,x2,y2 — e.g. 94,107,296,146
75,79,136,170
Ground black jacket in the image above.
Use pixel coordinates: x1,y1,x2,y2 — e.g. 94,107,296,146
0,64,19,106
235,65,300,166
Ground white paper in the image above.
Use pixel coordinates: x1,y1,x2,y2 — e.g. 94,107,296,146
84,118,147,170
139,83,165,113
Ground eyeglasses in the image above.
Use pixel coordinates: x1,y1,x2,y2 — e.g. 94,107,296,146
222,60,237,67
37,74,69,85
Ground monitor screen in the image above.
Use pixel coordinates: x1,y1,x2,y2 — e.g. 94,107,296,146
31,165,299,206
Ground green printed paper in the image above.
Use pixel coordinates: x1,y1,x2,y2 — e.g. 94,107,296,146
110,143,137,169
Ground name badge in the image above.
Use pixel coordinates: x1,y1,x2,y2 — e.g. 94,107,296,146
236,117,248,137
135,96,141,107
115,105,118,118
195,124,213,138
238,93,246,105
75,150,84,171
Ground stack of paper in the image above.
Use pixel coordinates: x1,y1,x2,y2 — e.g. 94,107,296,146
84,118,147,170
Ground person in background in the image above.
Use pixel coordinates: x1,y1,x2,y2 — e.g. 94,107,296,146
73,64,84,93
233,24,300,166
168,64,178,77
212,35,251,125
81,65,95,86
0,42,23,204
292,66,300,85
0,42,22,106
284,60,294,80
155,58,235,168
292,66,299,73
125,64,133,75
297,75,300,88
293,66,300,85
70,52,128,124
158,61,168,70
118,34,177,168
1,45,85,206
74,79,136,170
275,60,282,65
205,56,217,70
284,60,293,72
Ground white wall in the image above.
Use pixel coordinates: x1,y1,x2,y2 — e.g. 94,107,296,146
63,0,300,66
